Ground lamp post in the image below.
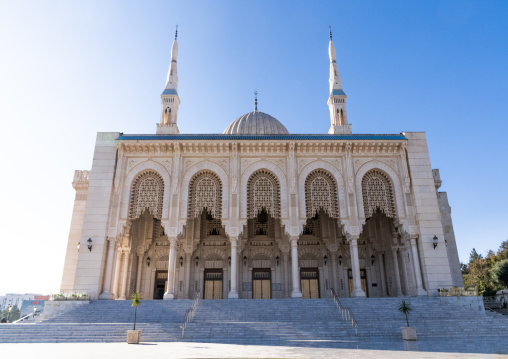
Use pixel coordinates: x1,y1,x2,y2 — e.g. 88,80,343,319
33,306,37,318
7,305,12,323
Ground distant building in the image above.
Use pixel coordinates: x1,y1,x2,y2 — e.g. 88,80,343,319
0,293,42,311
60,29,463,301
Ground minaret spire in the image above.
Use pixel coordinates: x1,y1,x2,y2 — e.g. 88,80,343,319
157,25,181,134
254,91,258,111
327,27,351,134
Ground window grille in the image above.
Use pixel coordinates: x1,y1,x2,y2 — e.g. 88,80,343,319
362,170,395,218
129,171,164,219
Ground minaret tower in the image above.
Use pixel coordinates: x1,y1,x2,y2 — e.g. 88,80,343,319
157,26,181,134
327,27,351,134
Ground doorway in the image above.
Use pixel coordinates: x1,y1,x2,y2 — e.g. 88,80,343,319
204,269,223,299
154,271,168,299
300,268,320,298
252,269,271,299
348,268,368,297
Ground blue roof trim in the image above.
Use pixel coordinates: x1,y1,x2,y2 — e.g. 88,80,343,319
161,89,178,95
117,134,407,141
330,89,346,96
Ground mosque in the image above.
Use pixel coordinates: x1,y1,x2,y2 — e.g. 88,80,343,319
60,29,463,301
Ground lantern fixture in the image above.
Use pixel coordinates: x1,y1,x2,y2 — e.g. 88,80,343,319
87,238,93,252
180,256,183,267
433,235,438,249
371,255,375,265
76,241,80,251
228,256,231,267
338,255,342,265
146,257,151,267
195,256,199,267
243,256,247,266
323,255,328,266
276,256,280,266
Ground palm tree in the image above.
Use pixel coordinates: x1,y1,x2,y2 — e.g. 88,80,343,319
130,292,142,330
398,300,412,327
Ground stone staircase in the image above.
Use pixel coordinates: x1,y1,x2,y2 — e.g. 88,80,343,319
0,296,507,344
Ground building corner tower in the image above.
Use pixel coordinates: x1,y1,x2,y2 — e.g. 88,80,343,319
327,29,351,134
157,27,180,134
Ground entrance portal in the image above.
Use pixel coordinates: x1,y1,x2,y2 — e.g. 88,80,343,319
300,268,320,298
348,268,368,297
154,271,168,299
204,269,223,299
252,269,271,299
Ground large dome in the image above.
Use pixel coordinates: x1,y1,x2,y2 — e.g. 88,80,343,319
223,110,289,135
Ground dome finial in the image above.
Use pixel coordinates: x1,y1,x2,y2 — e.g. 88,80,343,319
329,25,332,40
254,91,258,111
175,24,178,40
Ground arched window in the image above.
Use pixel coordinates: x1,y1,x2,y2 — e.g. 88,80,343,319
188,171,222,219
129,171,164,219
305,169,339,218
247,170,281,219
362,169,395,218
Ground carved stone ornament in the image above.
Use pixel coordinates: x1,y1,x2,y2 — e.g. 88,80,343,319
362,169,395,218
129,171,164,220
298,158,315,174
305,169,339,218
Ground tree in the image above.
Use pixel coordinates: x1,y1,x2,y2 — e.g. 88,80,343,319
398,301,412,327
1,305,20,323
130,292,142,330
491,259,508,289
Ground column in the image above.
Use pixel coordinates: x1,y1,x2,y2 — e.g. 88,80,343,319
164,238,178,299
112,249,123,299
410,236,428,296
290,237,302,298
349,237,366,297
135,254,143,293
185,253,191,299
229,238,239,299
119,250,130,300
331,253,338,293
283,253,289,298
392,249,403,297
377,253,387,297
99,239,116,299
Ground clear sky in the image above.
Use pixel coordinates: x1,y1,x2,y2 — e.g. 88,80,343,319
0,0,507,296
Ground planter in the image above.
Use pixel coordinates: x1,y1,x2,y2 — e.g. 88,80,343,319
401,327,417,341
127,330,141,344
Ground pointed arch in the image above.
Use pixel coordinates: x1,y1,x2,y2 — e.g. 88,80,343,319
129,170,164,220
188,170,222,219
247,169,281,219
305,169,339,218
361,169,396,219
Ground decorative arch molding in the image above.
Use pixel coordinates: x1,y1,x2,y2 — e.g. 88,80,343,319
250,248,273,260
187,170,222,219
203,248,226,262
247,169,281,219
298,246,320,260
298,160,346,220
304,169,339,219
241,161,288,220
156,255,169,269
355,160,406,223
120,160,171,221
180,161,229,220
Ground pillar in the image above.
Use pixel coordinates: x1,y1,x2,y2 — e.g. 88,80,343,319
119,250,130,300
392,249,403,297
112,249,123,299
377,253,387,297
349,236,366,297
229,238,239,299
135,254,143,293
99,238,116,299
185,253,191,299
331,252,338,293
290,236,302,298
410,235,428,296
163,237,178,299
283,253,289,298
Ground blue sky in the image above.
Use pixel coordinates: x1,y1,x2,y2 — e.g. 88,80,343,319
0,0,507,295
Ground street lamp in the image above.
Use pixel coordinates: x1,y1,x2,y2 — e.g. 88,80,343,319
228,256,231,267
33,306,37,318
371,255,375,265
323,255,328,266
276,256,280,266
87,238,93,252
195,256,199,267
7,305,12,323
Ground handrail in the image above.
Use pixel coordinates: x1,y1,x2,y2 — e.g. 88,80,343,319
181,289,200,338
12,310,41,324
330,288,358,335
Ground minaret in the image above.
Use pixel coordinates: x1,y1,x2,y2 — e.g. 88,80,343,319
327,27,351,134
157,26,181,134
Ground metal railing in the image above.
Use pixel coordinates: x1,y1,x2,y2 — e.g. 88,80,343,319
330,288,358,335
181,289,200,338
12,311,40,324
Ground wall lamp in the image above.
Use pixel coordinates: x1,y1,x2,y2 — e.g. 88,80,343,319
371,255,375,265
243,256,247,266
323,255,328,266
180,256,183,267
433,235,439,249
338,255,342,265
146,257,151,267
87,238,92,252
276,256,280,266
76,241,80,251
228,256,231,267
195,256,199,267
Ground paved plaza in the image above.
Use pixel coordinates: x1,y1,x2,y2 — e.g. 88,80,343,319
1,339,507,359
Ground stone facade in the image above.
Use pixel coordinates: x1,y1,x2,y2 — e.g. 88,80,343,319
60,31,463,300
